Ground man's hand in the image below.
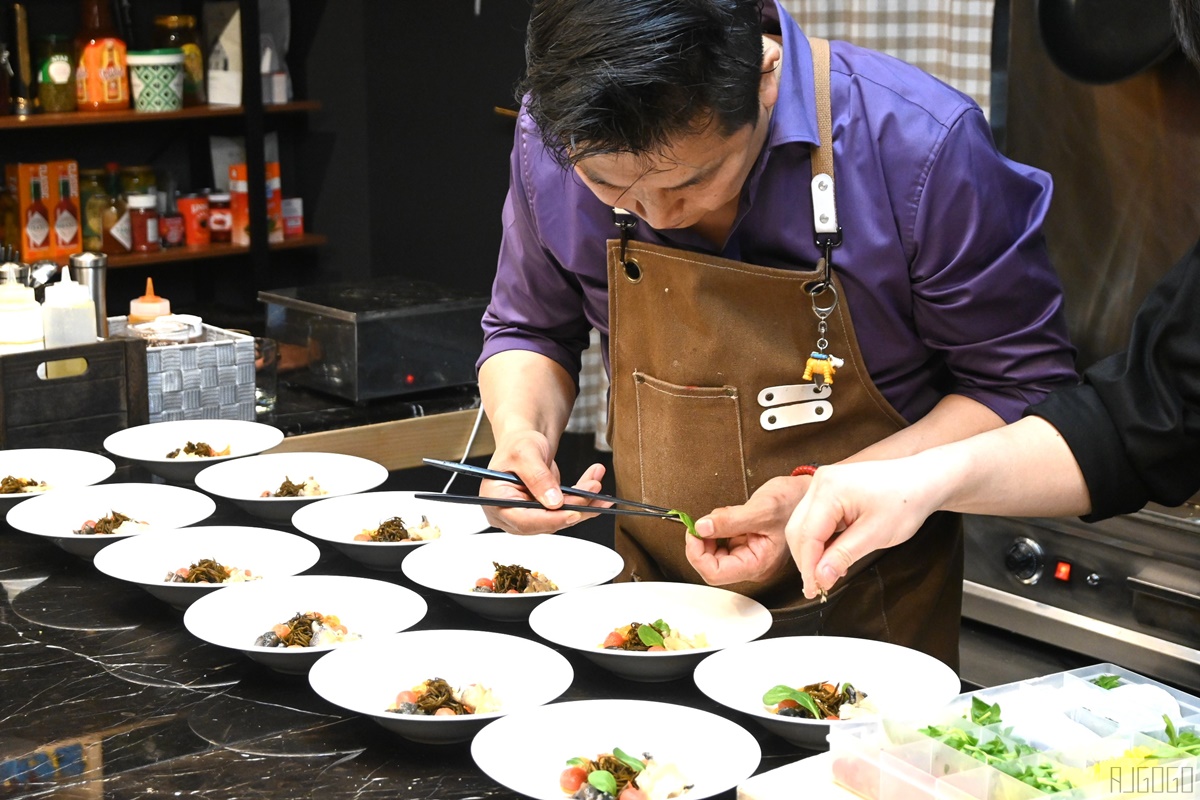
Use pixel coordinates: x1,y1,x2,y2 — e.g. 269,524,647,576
481,430,610,534
684,475,811,585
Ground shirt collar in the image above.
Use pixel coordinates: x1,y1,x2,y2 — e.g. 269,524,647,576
766,0,819,151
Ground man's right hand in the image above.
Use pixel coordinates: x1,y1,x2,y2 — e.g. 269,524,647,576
481,430,611,534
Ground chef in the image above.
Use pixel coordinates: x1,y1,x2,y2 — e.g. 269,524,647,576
476,0,1077,669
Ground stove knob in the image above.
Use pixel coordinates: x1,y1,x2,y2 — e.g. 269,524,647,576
1004,537,1044,584
1086,573,1101,586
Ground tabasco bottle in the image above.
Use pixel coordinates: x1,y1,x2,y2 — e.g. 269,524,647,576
54,176,80,252
25,179,52,260
76,0,129,111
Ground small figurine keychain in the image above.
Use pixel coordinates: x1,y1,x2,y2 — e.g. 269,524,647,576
802,280,844,391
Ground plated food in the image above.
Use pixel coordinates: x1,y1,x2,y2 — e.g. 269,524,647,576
183,574,426,673
308,629,572,744
291,491,488,572
401,531,625,621
471,699,760,800
561,747,692,800
0,449,115,510
527,581,772,682
474,561,557,594
601,619,707,653
253,610,360,648
103,420,284,484
692,636,962,748
93,525,320,609
6,482,216,558
194,452,387,522
762,681,877,721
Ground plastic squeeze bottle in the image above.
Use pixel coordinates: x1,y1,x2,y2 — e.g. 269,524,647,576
0,281,45,355
128,277,170,324
43,266,98,349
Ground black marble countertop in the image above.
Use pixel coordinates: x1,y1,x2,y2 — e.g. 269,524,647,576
0,467,815,799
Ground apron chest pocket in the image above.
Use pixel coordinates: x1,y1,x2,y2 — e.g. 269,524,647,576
630,371,751,512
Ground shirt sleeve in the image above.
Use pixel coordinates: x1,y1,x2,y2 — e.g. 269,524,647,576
906,106,1078,422
478,111,593,387
1027,238,1200,520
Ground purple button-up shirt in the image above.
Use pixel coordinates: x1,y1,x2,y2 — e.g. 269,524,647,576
480,1,1077,424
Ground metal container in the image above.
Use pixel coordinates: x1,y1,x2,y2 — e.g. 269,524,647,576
258,278,489,403
68,251,108,337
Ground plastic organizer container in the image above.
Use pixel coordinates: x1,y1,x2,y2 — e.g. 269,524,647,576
828,664,1200,800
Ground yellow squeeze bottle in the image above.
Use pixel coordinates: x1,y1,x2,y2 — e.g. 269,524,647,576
128,277,170,324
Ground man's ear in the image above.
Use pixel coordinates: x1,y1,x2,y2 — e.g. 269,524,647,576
760,38,783,109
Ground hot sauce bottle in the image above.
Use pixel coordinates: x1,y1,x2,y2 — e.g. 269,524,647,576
25,179,51,257
75,0,129,111
54,176,80,251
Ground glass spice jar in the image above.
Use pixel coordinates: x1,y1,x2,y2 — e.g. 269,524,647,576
36,34,76,113
208,192,232,243
78,168,107,251
153,15,205,106
127,193,160,253
120,165,156,197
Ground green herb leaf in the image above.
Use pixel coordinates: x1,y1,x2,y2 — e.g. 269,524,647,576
566,757,589,768
667,509,700,537
588,770,618,796
637,623,665,648
1164,714,1200,756
612,747,645,773
652,618,670,635
762,684,825,719
970,696,1002,726
1091,674,1122,690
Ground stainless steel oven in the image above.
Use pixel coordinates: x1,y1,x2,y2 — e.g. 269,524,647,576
961,504,1200,692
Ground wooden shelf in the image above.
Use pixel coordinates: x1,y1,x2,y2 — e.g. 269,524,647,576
106,233,328,269
0,101,321,131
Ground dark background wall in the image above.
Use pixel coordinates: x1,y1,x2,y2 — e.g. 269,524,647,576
294,0,532,293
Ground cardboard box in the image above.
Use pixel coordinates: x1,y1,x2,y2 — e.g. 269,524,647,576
229,162,283,246
5,161,82,263
7,163,53,263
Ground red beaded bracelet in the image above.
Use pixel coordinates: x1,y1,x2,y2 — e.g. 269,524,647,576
790,464,819,477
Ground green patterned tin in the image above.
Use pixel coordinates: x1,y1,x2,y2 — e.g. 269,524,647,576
127,49,185,112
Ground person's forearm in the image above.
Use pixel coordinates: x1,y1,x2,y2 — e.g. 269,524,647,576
479,350,577,450
844,393,1005,463
916,415,1092,517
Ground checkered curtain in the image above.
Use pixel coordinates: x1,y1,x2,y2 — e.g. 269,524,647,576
780,0,996,119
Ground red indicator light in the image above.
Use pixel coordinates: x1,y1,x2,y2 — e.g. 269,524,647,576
405,374,416,385
1054,561,1072,581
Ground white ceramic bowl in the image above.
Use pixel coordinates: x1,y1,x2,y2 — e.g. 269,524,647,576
692,636,962,748
400,531,625,622
5,482,216,558
182,574,427,674
0,448,115,511
471,699,761,800
308,629,574,745
92,525,322,610
527,581,772,682
290,491,490,572
103,420,285,484
193,452,388,522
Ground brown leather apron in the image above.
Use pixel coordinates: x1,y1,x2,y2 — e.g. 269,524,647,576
604,39,963,669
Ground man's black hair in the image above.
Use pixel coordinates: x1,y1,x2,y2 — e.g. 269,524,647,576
1172,0,1200,66
519,0,767,168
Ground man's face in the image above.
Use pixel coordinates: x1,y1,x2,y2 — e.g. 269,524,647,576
572,116,765,232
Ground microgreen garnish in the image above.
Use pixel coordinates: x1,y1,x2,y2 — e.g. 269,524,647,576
1165,714,1200,756
763,684,824,719
612,747,645,773
1091,674,1122,690
667,509,700,537
920,725,1036,765
970,696,1002,726
637,622,666,648
588,770,617,796
997,762,1074,792
566,757,588,768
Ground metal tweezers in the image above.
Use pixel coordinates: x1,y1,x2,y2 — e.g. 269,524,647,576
416,458,680,521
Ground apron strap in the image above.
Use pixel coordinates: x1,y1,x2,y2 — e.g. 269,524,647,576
808,36,841,288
